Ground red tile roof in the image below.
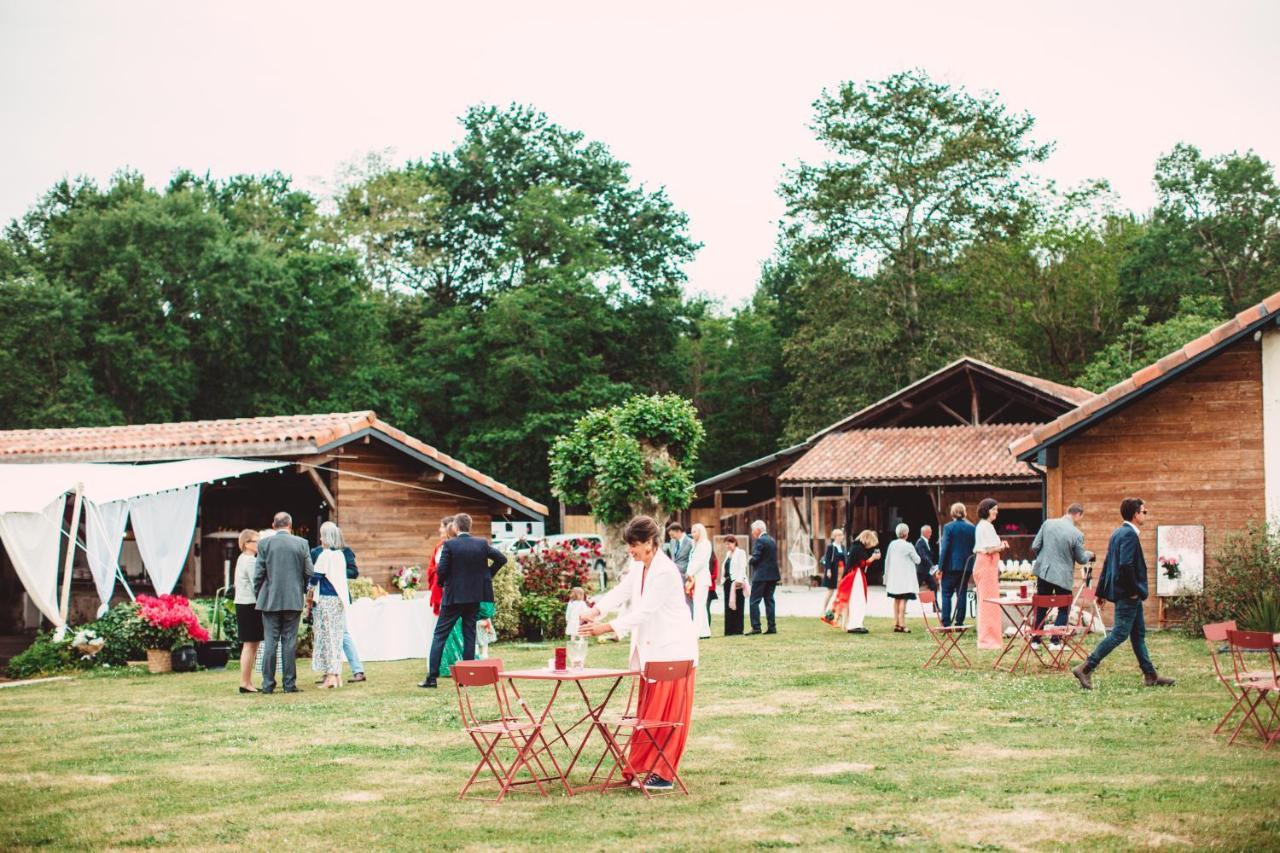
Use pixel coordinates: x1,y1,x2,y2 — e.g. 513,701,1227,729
1009,292,1279,458
984,364,1095,405
0,411,549,517
780,424,1040,484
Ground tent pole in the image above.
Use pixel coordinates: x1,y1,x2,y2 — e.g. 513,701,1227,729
55,483,85,639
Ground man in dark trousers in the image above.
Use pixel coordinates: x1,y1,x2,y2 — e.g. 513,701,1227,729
747,519,780,635
1073,498,1175,690
915,524,938,610
420,513,506,688
254,512,314,694
937,503,976,627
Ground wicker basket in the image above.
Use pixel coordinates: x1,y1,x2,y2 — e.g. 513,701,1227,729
145,648,173,674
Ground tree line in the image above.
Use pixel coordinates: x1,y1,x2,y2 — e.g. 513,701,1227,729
2,72,1277,515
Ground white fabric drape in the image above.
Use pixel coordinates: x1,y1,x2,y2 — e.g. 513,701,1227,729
85,500,129,613
313,549,350,609
129,485,200,595
0,498,66,627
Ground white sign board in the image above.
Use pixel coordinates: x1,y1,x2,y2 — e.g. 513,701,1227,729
1156,525,1204,596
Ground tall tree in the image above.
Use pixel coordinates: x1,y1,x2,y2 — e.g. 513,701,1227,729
1075,295,1227,392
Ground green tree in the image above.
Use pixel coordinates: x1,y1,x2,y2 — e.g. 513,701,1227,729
549,394,704,529
1075,295,1227,392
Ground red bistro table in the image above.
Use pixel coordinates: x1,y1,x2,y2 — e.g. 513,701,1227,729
985,596,1036,673
502,667,638,796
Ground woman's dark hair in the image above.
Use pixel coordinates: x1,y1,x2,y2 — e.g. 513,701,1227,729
624,516,662,547
724,534,737,546
1120,497,1145,521
977,498,999,520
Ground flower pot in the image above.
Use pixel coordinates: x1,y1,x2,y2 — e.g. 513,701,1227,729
145,648,173,674
196,641,232,670
170,646,199,673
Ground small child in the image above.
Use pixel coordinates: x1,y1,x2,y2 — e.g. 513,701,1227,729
564,587,587,639
476,600,498,659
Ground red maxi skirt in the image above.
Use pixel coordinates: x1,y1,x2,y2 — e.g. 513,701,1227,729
628,667,696,779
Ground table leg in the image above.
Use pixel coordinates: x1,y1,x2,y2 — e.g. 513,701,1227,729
506,679,573,796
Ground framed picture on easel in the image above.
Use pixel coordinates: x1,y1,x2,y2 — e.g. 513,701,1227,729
1156,525,1204,597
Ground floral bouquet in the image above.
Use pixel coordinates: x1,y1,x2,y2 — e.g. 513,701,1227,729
72,628,104,659
392,565,423,598
1159,555,1182,580
133,594,210,651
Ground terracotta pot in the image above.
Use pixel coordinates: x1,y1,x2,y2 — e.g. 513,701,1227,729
145,648,173,674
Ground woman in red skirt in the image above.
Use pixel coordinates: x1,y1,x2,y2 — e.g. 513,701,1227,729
579,515,698,792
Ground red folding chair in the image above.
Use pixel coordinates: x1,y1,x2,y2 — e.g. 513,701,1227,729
453,659,559,802
1023,594,1081,671
1203,621,1267,736
918,589,970,669
591,659,692,798
1224,630,1280,749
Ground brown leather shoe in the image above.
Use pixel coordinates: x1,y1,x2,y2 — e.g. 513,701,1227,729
1143,671,1175,687
1072,663,1093,690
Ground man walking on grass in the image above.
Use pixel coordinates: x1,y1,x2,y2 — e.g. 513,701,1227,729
1072,498,1174,690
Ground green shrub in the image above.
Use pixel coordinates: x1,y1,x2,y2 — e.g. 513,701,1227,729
519,593,565,639
1175,521,1280,636
491,562,524,640
6,632,75,679
92,602,144,667
1241,587,1280,632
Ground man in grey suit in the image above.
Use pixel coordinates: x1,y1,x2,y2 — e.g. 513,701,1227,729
254,511,314,694
1030,503,1093,638
664,521,693,615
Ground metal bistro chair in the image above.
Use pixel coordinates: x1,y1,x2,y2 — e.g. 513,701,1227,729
1224,630,1280,749
589,660,693,798
1022,594,1084,671
918,589,971,670
1202,621,1270,736
452,659,561,803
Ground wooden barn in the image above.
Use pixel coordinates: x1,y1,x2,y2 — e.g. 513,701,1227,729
0,412,547,633
690,359,1093,583
1010,292,1280,625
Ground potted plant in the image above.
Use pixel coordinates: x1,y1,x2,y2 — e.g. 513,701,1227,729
132,594,209,673
194,589,233,670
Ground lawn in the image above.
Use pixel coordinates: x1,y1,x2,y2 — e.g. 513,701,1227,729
1,616,1277,851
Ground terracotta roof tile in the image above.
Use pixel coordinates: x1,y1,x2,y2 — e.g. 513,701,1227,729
1010,288,1280,459
984,365,1095,405
780,424,1037,484
0,412,548,517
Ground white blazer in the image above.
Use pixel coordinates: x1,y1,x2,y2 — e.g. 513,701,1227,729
592,549,698,670
689,538,712,584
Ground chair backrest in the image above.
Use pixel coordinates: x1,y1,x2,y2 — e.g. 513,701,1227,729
453,659,511,728
1031,594,1073,610
1203,621,1236,643
644,660,693,682
919,589,936,605
454,659,503,686
917,589,942,634
1226,630,1280,683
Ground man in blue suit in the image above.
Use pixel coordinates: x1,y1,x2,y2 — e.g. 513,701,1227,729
937,503,976,627
1072,498,1175,690
421,513,506,688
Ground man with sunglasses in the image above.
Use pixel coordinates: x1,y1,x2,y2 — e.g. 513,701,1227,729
1073,498,1175,690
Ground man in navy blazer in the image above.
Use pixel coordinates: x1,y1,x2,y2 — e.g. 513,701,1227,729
421,513,506,688
1073,498,1174,690
747,519,780,634
937,503,976,627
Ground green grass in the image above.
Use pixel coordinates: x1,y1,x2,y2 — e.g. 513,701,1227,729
1,617,1278,851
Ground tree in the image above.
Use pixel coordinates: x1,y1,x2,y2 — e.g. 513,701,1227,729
549,394,704,530
1125,144,1280,319
1075,295,1227,392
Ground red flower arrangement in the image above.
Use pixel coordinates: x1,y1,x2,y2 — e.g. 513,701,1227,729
519,543,593,600
133,594,210,650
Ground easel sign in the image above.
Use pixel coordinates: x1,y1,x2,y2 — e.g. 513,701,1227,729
1156,525,1204,597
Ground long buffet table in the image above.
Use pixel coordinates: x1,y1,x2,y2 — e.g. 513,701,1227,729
345,595,438,662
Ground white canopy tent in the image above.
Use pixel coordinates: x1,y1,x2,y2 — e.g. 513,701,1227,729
0,458,286,633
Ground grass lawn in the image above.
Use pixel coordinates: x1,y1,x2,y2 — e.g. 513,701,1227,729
1,616,1277,851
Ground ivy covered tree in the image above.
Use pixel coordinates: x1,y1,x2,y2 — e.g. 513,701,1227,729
548,394,704,532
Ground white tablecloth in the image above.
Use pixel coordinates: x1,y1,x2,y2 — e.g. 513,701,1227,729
345,595,438,662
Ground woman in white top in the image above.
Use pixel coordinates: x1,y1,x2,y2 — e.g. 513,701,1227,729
688,523,713,639
579,515,697,792
233,528,263,693
721,534,749,636
884,523,922,633
310,521,352,688
973,498,1010,650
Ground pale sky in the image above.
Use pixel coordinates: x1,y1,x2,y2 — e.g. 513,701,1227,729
2,0,1278,305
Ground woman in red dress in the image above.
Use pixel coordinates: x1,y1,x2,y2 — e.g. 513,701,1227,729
426,515,453,617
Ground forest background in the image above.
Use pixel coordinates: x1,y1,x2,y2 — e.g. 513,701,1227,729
2,70,1277,517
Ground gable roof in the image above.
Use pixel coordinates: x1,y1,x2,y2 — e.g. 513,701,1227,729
0,411,549,518
808,357,1092,441
780,423,1040,486
1010,291,1280,460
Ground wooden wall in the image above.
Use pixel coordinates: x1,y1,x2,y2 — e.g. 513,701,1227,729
333,443,497,588
1046,338,1265,623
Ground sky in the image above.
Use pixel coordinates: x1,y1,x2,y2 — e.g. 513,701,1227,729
2,0,1278,305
